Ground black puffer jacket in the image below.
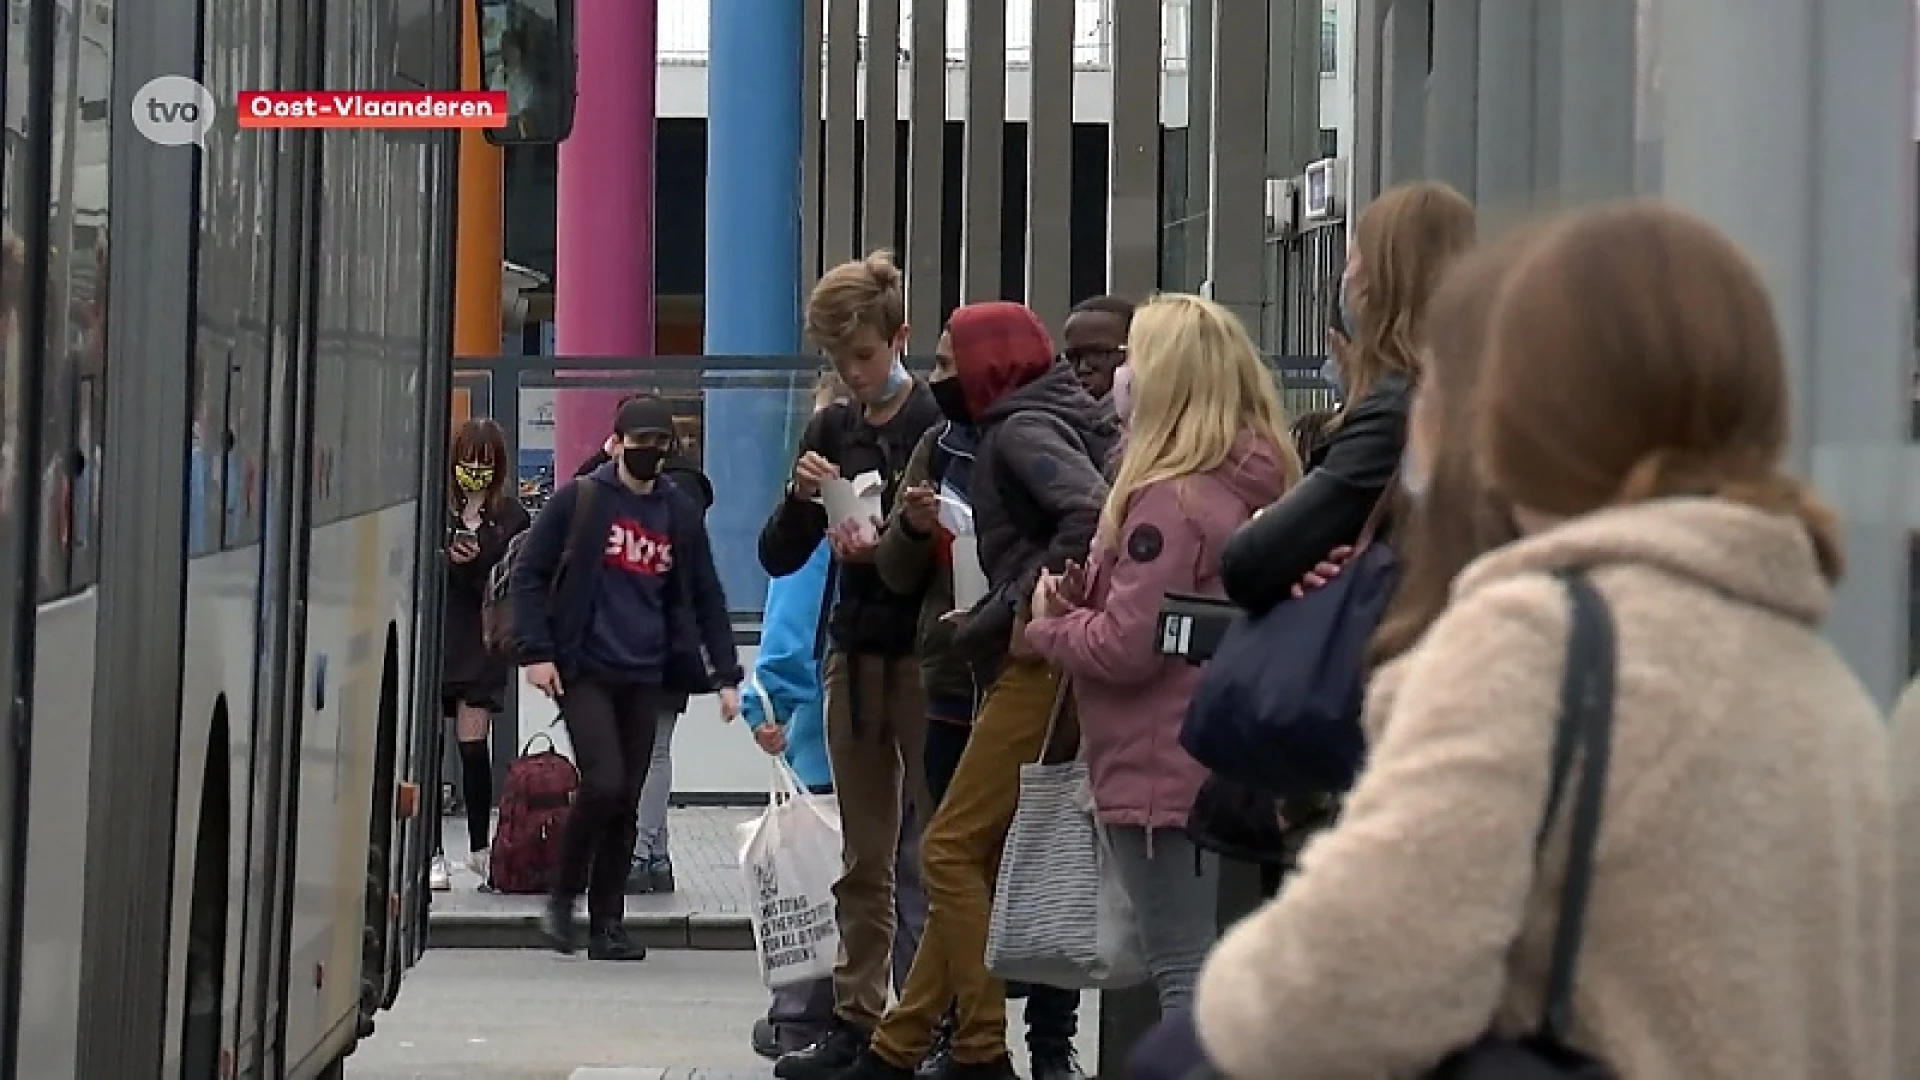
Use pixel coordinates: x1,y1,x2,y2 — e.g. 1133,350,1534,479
1220,372,1410,616
946,306,1120,681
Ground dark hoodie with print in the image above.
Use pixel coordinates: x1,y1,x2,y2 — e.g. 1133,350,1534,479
574,449,714,713
944,302,1120,683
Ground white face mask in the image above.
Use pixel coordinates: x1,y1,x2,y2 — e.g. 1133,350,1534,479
1399,446,1429,504
1111,365,1134,422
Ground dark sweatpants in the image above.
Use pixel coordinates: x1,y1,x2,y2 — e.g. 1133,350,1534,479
555,677,661,926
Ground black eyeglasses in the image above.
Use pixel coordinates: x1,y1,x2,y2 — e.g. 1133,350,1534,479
1059,344,1126,366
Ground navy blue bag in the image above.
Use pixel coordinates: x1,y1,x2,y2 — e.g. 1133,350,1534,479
1179,493,1397,800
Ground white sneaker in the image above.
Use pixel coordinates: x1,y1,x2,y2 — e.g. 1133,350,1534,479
466,848,490,882
429,853,451,891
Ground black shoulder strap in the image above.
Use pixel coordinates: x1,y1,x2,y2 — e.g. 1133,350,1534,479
812,559,840,664
1534,570,1616,1044
553,480,600,592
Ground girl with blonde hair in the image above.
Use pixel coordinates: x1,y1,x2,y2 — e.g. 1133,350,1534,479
1025,293,1299,1011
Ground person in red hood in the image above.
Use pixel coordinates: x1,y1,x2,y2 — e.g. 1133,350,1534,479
837,302,1118,1080
1025,293,1301,1013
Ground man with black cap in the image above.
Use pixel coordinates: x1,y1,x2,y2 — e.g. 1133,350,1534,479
575,393,715,895
510,393,744,961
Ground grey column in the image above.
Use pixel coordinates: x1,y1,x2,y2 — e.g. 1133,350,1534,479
822,0,860,265
801,0,824,291
905,0,947,351
961,0,1006,301
1178,0,1212,292
1205,0,1269,332
1425,0,1478,198
1349,0,1388,208
1660,0,1913,704
1266,0,1324,177
1473,0,1536,214
1379,0,1429,185
1026,0,1074,327
1554,0,1634,204
1527,0,1563,197
1108,0,1162,297
863,0,902,253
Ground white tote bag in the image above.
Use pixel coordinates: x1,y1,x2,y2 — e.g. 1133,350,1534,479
736,757,844,989
984,677,1150,991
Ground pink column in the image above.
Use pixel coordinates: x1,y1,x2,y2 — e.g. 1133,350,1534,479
552,0,657,478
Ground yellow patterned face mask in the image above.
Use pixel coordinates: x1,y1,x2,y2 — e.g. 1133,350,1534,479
453,463,495,492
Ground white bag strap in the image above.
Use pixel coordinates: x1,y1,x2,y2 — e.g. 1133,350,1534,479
769,754,807,804
1031,671,1072,766
748,674,779,726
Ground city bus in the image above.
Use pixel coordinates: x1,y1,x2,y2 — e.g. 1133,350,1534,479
0,0,459,1076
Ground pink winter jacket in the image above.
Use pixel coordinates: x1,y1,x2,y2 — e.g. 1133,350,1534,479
1025,431,1290,831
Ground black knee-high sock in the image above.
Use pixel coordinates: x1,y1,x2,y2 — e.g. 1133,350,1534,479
458,740,494,851
432,774,445,856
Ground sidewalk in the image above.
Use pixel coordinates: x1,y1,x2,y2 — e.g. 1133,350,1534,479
430,805,760,951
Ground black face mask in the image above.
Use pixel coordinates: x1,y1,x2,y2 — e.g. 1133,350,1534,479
930,377,972,425
623,446,667,480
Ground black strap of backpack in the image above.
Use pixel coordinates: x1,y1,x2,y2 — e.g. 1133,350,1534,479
549,479,599,597
1533,570,1616,1044
812,558,839,665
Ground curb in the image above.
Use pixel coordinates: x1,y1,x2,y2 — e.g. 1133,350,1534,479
429,910,755,951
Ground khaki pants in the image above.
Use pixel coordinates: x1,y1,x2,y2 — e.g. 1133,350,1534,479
823,652,931,1030
873,659,1065,1066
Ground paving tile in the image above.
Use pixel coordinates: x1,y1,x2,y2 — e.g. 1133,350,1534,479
439,806,757,915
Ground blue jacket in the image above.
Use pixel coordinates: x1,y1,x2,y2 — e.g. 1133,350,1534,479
740,540,834,789
508,470,744,693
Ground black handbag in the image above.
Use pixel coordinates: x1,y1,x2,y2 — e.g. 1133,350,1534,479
1149,572,1620,1080
1429,571,1618,1079
1186,777,1339,872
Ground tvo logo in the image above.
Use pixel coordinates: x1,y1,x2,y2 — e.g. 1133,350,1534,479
131,75,216,147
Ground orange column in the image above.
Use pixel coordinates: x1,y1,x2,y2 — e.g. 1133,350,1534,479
454,1,504,361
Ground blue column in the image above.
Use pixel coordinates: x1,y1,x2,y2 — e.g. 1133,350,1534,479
703,0,807,616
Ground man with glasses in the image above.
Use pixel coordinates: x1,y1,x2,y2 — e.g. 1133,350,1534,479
1059,295,1134,402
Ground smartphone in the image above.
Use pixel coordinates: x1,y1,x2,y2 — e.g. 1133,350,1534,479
452,527,478,546
1157,591,1241,665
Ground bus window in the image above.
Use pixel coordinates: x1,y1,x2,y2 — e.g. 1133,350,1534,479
475,0,576,145
37,2,112,599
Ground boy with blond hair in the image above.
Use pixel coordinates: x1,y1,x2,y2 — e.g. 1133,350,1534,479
758,252,943,1080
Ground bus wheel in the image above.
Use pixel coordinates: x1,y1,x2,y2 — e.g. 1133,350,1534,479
360,632,402,1031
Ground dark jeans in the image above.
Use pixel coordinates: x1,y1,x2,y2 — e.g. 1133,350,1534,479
924,718,1079,1051
555,677,661,926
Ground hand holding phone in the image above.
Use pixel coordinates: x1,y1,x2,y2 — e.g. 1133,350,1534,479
449,526,480,563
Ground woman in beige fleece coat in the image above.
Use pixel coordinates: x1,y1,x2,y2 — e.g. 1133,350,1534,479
1891,677,1920,1067
1193,202,1893,1079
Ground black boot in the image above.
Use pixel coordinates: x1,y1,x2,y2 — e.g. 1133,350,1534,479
774,1020,870,1080
541,894,579,955
752,1016,784,1061
943,1056,1019,1080
588,921,647,961
625,856,655,895
829,1048,915,1080
1028,1043,1086,1080
915,1020,954,1080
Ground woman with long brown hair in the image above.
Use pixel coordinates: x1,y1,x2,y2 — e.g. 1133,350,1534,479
1187,203,1891,1079
435,417,530,890
1219,181,1475,614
